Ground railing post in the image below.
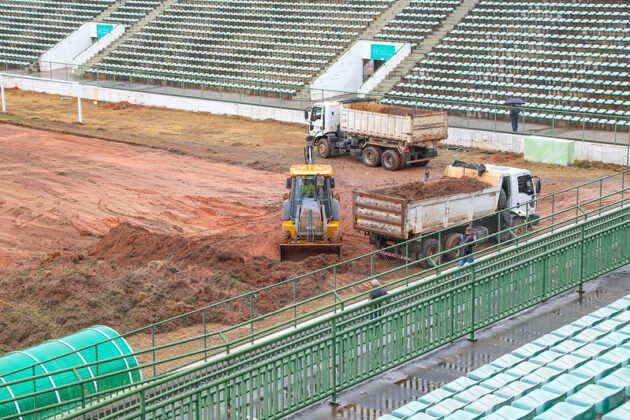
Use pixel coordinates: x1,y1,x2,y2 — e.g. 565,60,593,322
33,365,37,409
578,224,584,294
293,279,297,327
250,293,255,340
405,241,409,280
151,326,156,376
370,254,374,277
551,194,555,233
469,265,476,341
77,83,83,124
139,391,146,420
203,310,208,362
330,316,338,405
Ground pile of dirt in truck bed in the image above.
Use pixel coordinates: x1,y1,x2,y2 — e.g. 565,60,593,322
376,176,490,201
347,101,438,116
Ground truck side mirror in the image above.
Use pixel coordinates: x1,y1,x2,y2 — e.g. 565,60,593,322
304,110,309,120
330,178,335,188
536,179,541,194
286,177,292,189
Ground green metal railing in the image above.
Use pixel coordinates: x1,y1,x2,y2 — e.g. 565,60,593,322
0,170,628,419
2,61,629,147
8,196,628,420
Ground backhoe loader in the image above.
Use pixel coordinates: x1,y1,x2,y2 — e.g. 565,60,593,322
280,136,342,261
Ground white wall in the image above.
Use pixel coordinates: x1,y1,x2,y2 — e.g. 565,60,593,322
310,40,407,101
40,23,124,72
447,127,630,166
358,43,411,95
1,74,304,124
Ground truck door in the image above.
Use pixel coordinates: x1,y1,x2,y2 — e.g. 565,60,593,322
309,106,324,137
514,174,537,215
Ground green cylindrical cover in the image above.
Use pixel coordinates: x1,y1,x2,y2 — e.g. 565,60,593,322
0,325,141,419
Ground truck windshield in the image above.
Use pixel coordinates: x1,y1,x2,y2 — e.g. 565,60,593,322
517,175,535,195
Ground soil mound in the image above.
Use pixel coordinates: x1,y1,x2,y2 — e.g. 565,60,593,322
98,101,138,110
376,176,490,201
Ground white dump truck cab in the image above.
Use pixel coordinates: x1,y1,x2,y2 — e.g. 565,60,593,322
305,101,340,140
488,164,541,223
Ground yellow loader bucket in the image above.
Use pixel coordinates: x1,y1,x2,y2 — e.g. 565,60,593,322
280,242,342,262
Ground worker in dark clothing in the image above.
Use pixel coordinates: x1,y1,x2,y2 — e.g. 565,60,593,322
368,279,387,319
457,227,476,269
510,105,521,132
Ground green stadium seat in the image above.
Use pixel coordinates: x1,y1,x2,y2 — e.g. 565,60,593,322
597,367,630,395
533,401,595,420
484,405,535,420
494,380,538,400
566,384,625,415
392,401,430,418
443,410,479,420
521,366,565,387
480,373,517,391
542,372,592,397
513,388,564,415
444,376,477,393
571,360,618,381
407,412,438,420
468,364,503,381
426,398,467,418
602,401,630,420
418,388,454,405
463,393,510,416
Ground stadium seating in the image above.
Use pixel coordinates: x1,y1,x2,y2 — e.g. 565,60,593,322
0,0,116,67
376,294,630,420
382,0,630,128
87,0,396,96
105,0,160,24
375,0,462,45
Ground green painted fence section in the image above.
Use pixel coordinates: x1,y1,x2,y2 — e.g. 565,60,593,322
5,200,627,419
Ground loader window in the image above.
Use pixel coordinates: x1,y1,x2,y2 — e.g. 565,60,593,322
518,175,535,195
290,176,332,219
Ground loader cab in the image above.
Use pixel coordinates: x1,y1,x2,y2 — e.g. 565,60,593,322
305,102,341,138
285,165,337,221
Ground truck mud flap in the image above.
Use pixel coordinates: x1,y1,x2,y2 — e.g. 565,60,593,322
280,243,342,261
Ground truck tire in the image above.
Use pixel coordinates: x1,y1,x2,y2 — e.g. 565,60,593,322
362,146,382,167
512,216,526,237
442,233,462,261
316,138,332,159
382,149,401,171
419,238,441,268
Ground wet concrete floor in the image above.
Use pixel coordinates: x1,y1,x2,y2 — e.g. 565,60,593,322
287,264,630,420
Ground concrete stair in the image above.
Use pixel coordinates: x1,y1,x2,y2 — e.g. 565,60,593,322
369,0,481,97
80,0,178,76
292,0,414,102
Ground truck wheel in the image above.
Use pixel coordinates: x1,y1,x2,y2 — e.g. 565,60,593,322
512,216,526,237
362,146,382,167
382,149,401,171
316,138,332,159
419,238,441,268
442,233,462,261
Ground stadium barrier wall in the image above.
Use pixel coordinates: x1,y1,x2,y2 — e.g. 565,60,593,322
1,74,628,166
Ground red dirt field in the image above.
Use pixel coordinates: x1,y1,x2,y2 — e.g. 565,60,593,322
0,106,623,353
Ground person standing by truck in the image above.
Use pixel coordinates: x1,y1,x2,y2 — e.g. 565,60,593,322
458,227,476,270
510,105,521,132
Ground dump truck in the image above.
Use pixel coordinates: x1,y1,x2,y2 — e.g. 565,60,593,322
353,162,541,266
304,98,448,171
280,137,342,261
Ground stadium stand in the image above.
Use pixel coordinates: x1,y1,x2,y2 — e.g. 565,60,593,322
0,0,117,67
376,294,630,420
86,0,396,96
374,0,462,45
382,0,630,128
105,0,161,24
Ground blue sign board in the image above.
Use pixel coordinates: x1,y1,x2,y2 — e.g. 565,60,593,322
371,44,395,61
96,24,114,38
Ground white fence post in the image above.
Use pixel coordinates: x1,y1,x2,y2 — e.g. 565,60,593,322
77,83,82,123
1,73,6,113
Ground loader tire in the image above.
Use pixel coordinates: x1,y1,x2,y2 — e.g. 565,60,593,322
279,230,291,244
330,231,342,244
